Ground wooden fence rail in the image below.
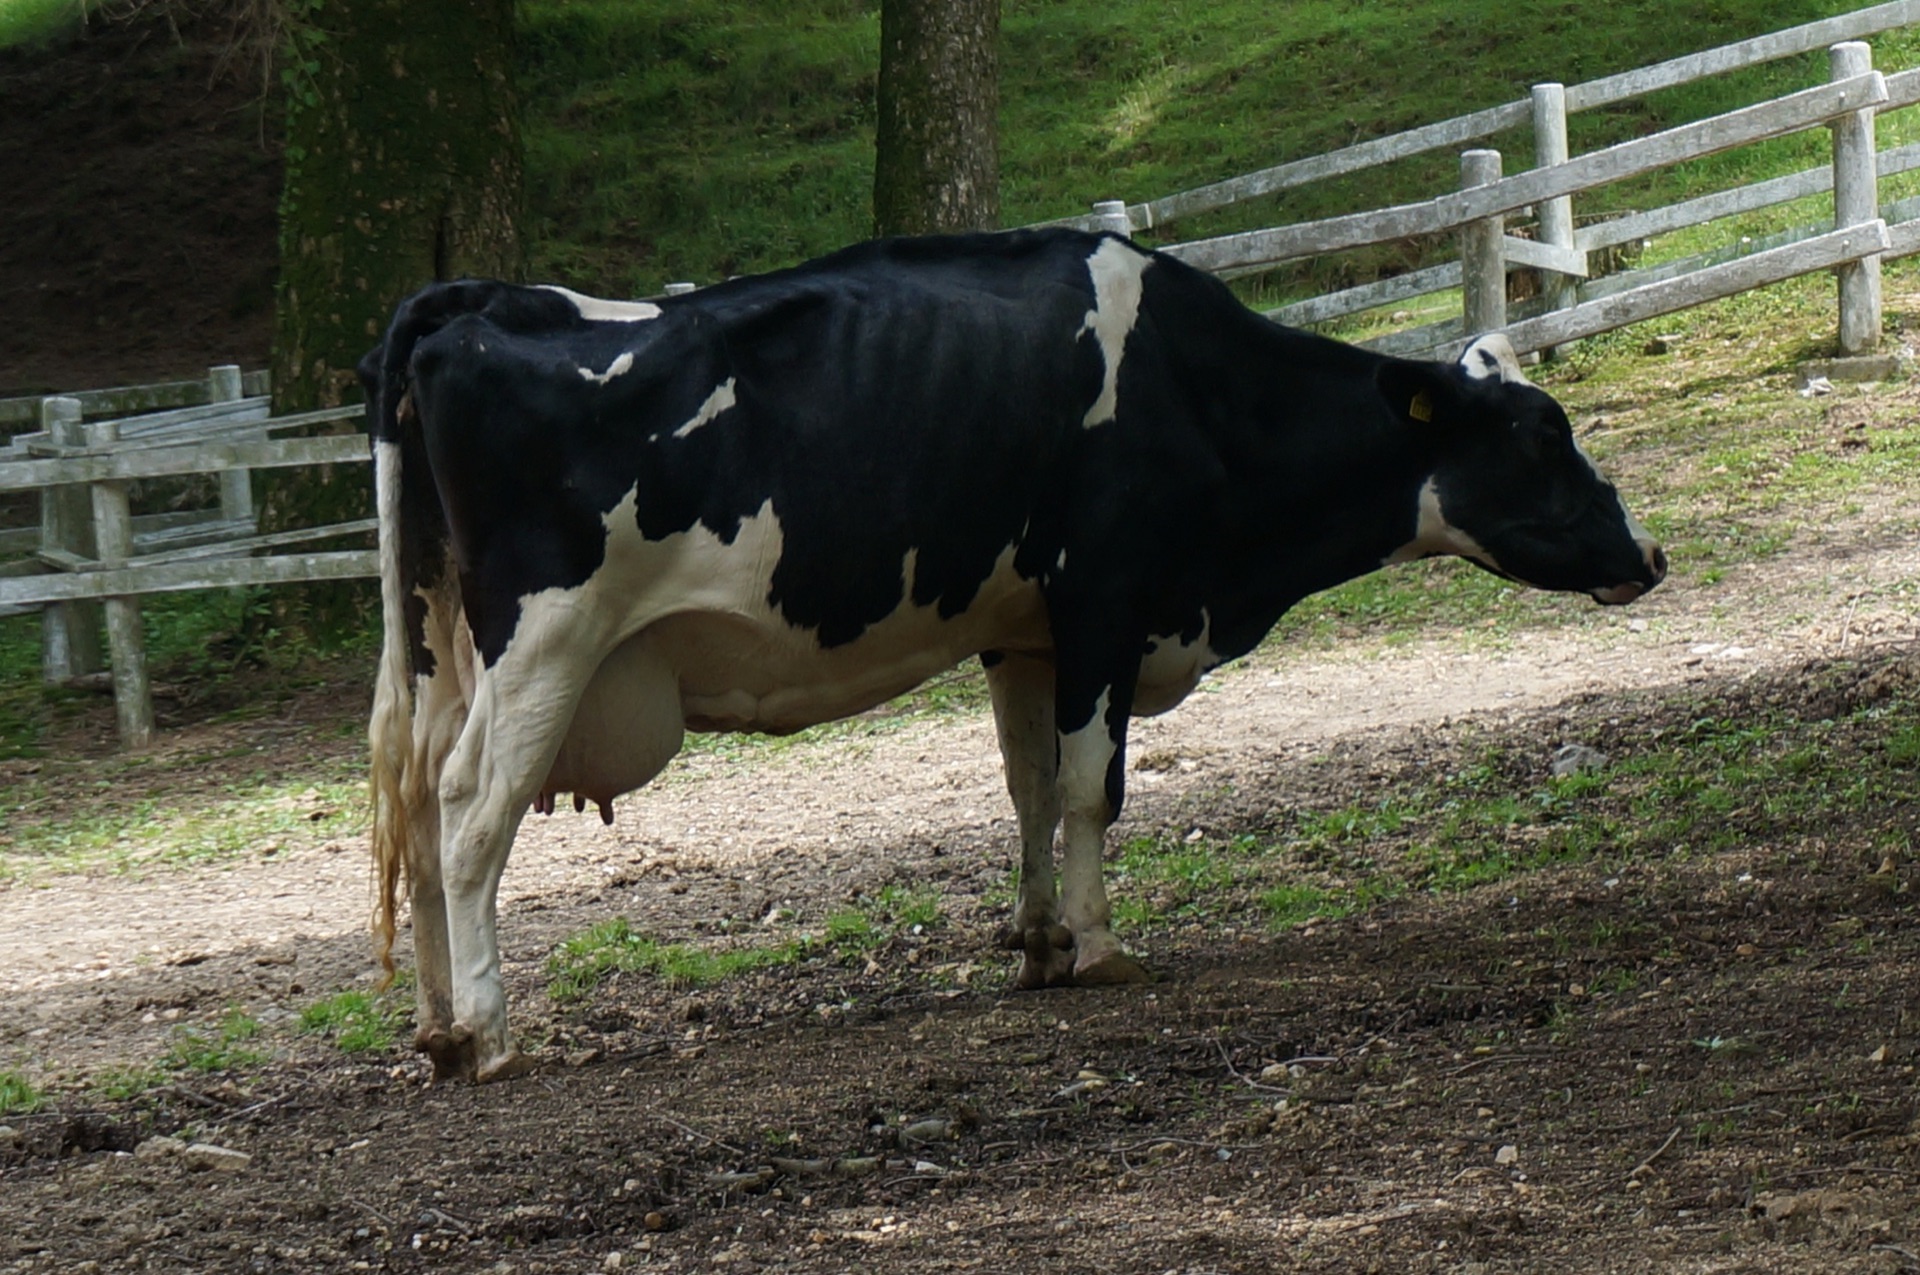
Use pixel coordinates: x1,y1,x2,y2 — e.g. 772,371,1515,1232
0,373,372,747
1035,0,1920,236
13,7,1920,749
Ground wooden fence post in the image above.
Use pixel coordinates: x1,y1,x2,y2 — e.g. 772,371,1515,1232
1091,200,1134,238
1460,149,1507,337
210,364,255,527
83,418,154,750
1531,83,1580,352
1831,40,1882,356
38,395,104,684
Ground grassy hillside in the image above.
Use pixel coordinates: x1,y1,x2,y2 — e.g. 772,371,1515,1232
521,0,1920,299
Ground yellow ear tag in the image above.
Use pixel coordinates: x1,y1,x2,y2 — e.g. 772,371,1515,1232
1408,390,1434,423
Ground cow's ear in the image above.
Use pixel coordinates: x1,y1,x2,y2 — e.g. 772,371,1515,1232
1376,360,1461,429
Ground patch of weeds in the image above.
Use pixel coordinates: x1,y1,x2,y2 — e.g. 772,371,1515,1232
92,1064,169,1102
823,909,880,954
163,1009,268,1073
1884,720,1920,767
299,990,404,1054
1591,967,1640,997
1119,832,1241,884
1259,877,1402,929
1,776,365,879
823,884,945,957
547,918,804,1002
0,1070,42,1115
870,884,943,932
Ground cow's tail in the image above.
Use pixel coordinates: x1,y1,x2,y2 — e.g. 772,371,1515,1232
363,283,493,979
368,429,413,978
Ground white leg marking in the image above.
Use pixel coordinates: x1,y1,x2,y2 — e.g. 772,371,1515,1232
438,611,606,1079
404,657,466,1047
1055,691,1132,978
1078,238,1153,429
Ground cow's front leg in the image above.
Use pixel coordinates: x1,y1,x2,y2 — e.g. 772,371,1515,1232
983,651,1073,988
1054,674,1151,986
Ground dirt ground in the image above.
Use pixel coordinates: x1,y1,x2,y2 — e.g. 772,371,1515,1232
1,513,1918,1274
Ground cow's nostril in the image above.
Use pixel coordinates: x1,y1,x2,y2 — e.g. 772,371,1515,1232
1647,544,1668,579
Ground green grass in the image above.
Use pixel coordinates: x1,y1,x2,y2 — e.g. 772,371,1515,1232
90,1063,168,1102
0,0,81,49
1091,682,1920,946
78,1008,275,1100
0,586,375,763
298,990,404,1054
548,884,946,1001
0,1069,42,1115
163,1009,268,1074
519,0,1911,302
0,773,365,880
547,917,808,1002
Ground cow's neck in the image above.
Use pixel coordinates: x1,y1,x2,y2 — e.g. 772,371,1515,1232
1205,392,1433,660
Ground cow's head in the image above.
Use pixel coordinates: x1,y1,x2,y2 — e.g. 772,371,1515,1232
1383,335,1665,604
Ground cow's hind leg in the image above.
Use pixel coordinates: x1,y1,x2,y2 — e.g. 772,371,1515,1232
432,629,605,1082
406,660,467,1074
984,651,1073,988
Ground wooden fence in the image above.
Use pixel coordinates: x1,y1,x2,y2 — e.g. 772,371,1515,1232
0,367,371,748
11,4,1920,749
1040,0,1920,362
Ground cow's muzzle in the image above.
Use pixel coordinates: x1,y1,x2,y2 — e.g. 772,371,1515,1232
1589,540,1667,606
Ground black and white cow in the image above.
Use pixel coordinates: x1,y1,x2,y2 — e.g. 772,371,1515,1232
362,228,1664,1082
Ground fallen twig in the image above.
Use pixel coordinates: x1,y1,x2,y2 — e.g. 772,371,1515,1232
649,1111,747,1158
348,1197,397,1233
1872,1242,1920,1269
1212,1037,1288,1093
1631,1124,1683,1178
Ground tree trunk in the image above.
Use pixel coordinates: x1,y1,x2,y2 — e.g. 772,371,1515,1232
872,0,1000,237
265,0,523,636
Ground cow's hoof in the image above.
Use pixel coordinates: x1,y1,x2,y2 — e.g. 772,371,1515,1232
998,922,1071,952
1014,927,1077,989
417,1026,472,1083
417,1024,531,1084
475,1049,537,1083
1073,949,1153,986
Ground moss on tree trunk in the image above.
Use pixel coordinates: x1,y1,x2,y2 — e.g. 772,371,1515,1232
265,0,523,634
873,0,1000,237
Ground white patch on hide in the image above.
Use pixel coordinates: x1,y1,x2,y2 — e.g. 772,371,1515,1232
538,285,664,324
1077,238,1152,429
672,378,738,439
1135,610,1219,717
1383,478,1502,572
578,351,635,385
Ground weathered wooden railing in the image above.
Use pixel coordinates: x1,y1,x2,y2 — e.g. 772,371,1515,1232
1031,3,1920,361
0,371,372,748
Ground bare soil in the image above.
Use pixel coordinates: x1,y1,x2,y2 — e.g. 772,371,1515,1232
2,517,1918,1274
